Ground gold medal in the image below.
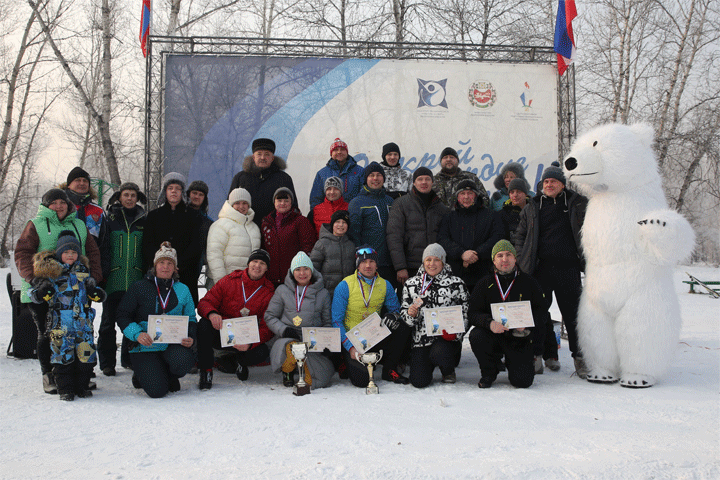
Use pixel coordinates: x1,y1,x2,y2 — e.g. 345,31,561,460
293,315,302,326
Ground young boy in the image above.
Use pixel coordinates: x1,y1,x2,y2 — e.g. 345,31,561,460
310,176,348,234
31,231,106,400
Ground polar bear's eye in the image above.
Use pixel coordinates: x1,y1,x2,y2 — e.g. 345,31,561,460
593,141,598,147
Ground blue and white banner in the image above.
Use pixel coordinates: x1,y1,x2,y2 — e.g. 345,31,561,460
164,56,558,217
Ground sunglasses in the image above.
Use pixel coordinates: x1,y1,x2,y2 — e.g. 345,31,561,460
356,247,376,256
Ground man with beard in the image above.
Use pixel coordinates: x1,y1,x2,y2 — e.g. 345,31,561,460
432,147,488,209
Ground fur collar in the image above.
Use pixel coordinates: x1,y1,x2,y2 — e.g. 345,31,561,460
32,250,90,279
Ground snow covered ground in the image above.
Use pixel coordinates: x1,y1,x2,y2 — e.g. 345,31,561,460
1,265,718,479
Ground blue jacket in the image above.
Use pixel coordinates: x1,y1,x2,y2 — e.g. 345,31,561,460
348,185,394,268
309,156,365,209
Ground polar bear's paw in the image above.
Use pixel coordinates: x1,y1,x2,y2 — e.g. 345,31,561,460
636,209,695,264
620,373,655,388
586,369,619,384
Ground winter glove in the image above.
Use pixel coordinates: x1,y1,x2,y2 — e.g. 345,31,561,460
283,327,302,341
382,312,401,331
87,286,107,303
441,330,456,342
85,276,97,291
30,279,54,304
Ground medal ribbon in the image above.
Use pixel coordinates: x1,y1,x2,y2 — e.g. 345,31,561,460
242,282,263,311
155,277,174,313
420,272,433,295
357,274,376,308
295,285,308,312
495,271,517,302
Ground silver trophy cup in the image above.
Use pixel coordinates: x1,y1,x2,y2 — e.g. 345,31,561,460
291,342,311,396
358,350,383,394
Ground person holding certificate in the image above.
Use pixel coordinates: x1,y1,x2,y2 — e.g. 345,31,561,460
196,249,276,389
400,244,469,387
116,242,197,398
264,252,334,389
467,240,549,389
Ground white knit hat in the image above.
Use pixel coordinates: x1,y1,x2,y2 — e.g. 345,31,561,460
228,188,252,207
154,241,178,266
422,243,446,264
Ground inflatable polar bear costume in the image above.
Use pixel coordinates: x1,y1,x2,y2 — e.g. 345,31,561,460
563,123,695,388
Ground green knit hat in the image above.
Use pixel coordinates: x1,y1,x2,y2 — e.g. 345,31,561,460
491,239,517,260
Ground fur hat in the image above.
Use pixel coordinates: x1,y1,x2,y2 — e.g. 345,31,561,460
107,182,148,207
41,188,72,209
154,241,178,266
330,138,348,156
55,230,81,258
413,166,434,182
248,248,270,267
541,161,566,185
363,162,385,185
324,176,343,193
252,138,276,154
440,147,458,160
355,245,379,268
158,172,187,205
228,188,252,207
290,251,314,273
508,178,529,195
422,243,446,264
454,179,480,197
331,210,350,228
187,180,209,196
493,162,527,190
273,187,294,204
66,167,90,186
491,239,517,260
381,142,401,162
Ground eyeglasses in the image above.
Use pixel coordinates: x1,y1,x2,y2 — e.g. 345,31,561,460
356,247,376,255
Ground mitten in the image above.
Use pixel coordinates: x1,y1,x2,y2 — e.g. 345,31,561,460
87,286,107,303
283,327,302,340
31,279,54,303
382,312,401,331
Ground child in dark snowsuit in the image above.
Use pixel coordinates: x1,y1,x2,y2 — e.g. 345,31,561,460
30,231,106,401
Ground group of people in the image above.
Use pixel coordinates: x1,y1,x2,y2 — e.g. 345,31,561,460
15,136,590,399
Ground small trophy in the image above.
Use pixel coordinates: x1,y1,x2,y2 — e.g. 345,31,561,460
358,350,383,395
291,342,311,396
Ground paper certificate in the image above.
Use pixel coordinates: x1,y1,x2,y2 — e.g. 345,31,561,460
302,327,341,353
347,312,391,354
148,315,188,344
490,301,535,329
220,316,260,346
422,305,465,335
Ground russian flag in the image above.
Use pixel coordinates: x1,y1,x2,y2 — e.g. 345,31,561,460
140,0,152,57
554,0,577,76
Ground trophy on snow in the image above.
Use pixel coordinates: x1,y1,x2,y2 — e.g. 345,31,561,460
291,342,310,396
358,350,383,395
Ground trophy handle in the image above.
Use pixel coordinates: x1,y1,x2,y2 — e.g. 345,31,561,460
376,349,384,363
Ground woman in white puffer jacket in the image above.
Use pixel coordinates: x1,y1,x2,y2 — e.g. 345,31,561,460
206,188,261,283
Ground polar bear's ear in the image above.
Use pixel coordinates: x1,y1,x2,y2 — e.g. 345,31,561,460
629,123,655,149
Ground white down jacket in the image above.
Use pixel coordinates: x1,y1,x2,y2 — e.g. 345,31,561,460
206,201,261,282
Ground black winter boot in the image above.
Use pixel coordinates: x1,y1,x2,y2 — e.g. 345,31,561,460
199,370,213,390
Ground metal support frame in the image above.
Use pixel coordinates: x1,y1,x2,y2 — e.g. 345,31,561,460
143,36,575,206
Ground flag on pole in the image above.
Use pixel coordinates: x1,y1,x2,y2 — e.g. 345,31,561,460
554,0,577,76
140,0,152,57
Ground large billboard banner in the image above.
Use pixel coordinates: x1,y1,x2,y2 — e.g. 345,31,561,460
164,56,558,217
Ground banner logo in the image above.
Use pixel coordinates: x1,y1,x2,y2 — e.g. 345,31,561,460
468,81,496,108
417,79,448,108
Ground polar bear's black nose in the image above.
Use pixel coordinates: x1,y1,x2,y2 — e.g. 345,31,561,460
565,157,577,171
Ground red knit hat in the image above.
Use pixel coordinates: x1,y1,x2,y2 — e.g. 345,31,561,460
330,138,348,156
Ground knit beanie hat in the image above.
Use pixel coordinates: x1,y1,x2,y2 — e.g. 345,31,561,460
228,187,252,207
187,180,209,196
491,239,517,260
273,186,294,204
440,147,458,160
454,179,480,197
413,166,434,182
66,166,90,186
508,178,529,195
541,161,566,185
363,162,385,185
248,248,270,267
55,230,81,257
330,138,348,156
290,251,314,273
331,210,350,228
324,176,343,192
252,138,276,154
355,245,379,268
154,241,178,266
422,243,446,264
42,188,72,209
381,142,401,161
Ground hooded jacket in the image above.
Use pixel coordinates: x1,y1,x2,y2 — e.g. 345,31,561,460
206,201,261,283
309,224,356,296
489,163,533,211
103,203,147,295
309,155,365,209
347,185,394,268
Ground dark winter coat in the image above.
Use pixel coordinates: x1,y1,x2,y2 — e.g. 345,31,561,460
400,264,469,349
499,198,529,241
103,203,146,296
116,273,197,353
228,155,297,227
309,224,356,296
309,155,365,209
386,188,450,273
260,209,317,287
63,184,109,277
512,189,587,275
437,197,504,288
347,185,394,268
